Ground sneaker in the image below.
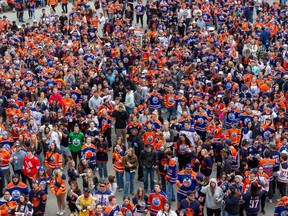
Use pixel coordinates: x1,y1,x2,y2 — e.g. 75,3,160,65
130,192,135,195
56,211,61,215
261,210,265,214
59,210,65,216
96,168,99,171
118,188,124,192
268,199,272,204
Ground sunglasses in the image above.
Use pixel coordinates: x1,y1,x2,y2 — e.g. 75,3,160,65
100,185,106,187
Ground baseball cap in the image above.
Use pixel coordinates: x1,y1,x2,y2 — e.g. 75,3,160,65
196,173,204,181
32,180,39,184
250,169,257,174
186,163,193,169
38,166,45,171
224,139,232,145
187,191,194,196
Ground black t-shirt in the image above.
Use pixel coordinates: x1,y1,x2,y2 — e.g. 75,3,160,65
60,128,69,147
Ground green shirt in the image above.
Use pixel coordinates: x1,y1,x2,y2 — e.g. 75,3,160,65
69,132,85,153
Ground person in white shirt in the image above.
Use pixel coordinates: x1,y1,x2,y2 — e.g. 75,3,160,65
49,124,62,149
89,91,103,113
157,203,177,216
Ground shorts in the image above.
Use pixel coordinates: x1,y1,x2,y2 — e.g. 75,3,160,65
60,146,71,157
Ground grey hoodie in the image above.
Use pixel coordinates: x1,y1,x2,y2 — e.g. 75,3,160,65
200,178,224,209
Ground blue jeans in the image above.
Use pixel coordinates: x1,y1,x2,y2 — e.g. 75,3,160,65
18,12,24,22
126,107,134,115
166,107,176,121
98,162,108,179
143,167,154,191
124,171,135,196
108,13,114,20
224,212,239,216
48,168,54,180
35,153,43,166
116,172,124,189
167,182,175,204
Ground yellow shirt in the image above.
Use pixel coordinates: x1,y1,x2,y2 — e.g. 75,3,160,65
78,195,93,216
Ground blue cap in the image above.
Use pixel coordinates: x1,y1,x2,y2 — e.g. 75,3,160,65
241,85,248,91
186,163,193,169
225,139,232,145
196,173,204,181
38,166,45,171
232,119,238,123
55,166,61,170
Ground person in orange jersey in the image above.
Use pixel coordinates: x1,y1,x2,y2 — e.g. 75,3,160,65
104,195,121,216
112,144,125,192
62,92,76,113
50,166,67,215
120,196,135,216
0,191,17,216
0,143,11,185
226,119,241,149
45,141,63,180
47,0,58,12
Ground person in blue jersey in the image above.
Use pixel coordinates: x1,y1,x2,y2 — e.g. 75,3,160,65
36,166,48,194
274,196,288,216
81,137,97,170
29,180,47,216
93,181,113,207
165,151,177,204
6,174,29,202
243,182,265,216
223,186,239,216
178,191,201,216
135,0,145,28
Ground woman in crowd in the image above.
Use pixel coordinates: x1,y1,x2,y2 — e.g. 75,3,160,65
82,168,98,194
45,141,62,180
66,181,82,213
132,188,148,216
157,202,177,216
50,167,67,216
14,194,34,216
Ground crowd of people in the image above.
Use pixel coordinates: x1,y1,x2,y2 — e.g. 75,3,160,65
0,0,287,215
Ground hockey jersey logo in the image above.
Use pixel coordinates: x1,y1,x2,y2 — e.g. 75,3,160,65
147,135,154,143
231,132,237,138
228,113,235,120
152,197,161,207
152,96,159,104
263,130,271,139
12,190,21,200
72,138,81,146
183,178,192,187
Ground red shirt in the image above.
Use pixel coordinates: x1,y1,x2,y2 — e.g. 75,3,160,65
23,155,40,179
